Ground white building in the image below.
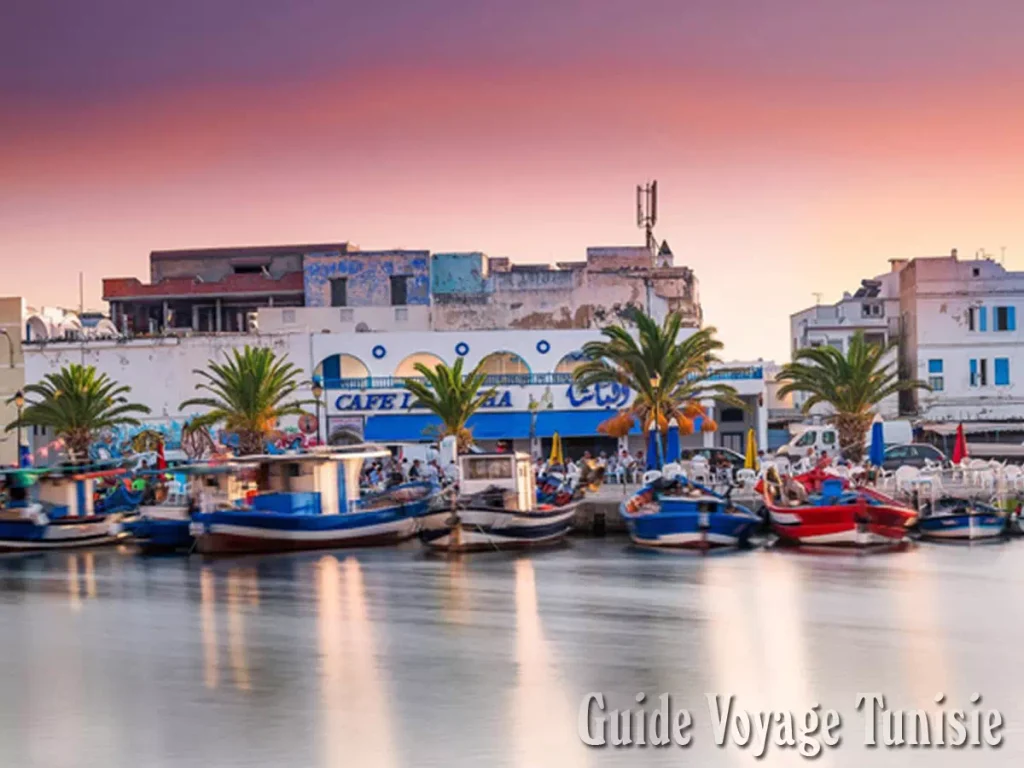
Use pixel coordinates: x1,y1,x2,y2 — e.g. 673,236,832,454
24,327,769,461
788,249,1024,426
900,251,1024,421
788,264,903,419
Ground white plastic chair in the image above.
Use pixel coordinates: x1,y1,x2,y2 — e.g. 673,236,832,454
688,457,711,486
735,468,757,491
893,465,920,495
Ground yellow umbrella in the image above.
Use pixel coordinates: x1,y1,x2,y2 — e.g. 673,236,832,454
549,432,564,467
744,428,758,471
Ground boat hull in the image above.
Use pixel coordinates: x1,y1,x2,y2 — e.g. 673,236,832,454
191,507,423,554
0,515,117,551
419,504,578,552
768,502,915,547
626,510,760,550
918,513,1006,541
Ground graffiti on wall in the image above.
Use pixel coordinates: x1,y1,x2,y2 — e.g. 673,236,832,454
304,251,431,307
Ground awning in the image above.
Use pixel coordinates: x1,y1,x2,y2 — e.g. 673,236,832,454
534,410,640,438
919,421,1024,436
364,412,532,442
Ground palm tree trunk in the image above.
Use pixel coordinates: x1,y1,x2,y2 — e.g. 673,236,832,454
836,413,873,463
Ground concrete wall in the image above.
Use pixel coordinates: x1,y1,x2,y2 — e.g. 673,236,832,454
258,305,431,334
0,297,26,466
152,251,305,282
430,252,489,295
304,250,430,308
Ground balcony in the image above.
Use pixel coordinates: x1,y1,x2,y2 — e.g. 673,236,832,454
326,366,764,390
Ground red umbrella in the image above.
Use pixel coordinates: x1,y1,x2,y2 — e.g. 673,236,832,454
156,441,168,470
951,423,968,464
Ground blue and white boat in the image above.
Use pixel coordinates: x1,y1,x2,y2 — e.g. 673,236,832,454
916,497,1007,541
620,467,760,550
419,452,581,552
190,447,443,554
0,467,122,551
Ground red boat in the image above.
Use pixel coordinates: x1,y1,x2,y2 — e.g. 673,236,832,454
762,475,916,547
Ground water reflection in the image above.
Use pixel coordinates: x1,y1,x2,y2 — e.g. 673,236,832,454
199,567,220,690
226,569,254,692
317,555,398,768
512,558,589,768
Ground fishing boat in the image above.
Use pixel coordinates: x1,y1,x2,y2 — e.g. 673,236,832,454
120,464,248,552
189,447,442,554
94,480,144,515
620,466,760,550
916,497,1007,541
419,452,581,552
0,467,123,551
762,472,916,547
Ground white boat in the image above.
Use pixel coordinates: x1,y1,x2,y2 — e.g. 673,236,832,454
419,452,580,552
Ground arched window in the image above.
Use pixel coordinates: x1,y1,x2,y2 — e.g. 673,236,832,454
316,353,370,383
477,351,530,376
554,351,587,375
395,352,445,378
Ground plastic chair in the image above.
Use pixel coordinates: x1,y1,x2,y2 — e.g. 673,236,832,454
735,468,757,490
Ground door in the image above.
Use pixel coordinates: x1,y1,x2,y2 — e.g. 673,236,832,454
720,433,744,453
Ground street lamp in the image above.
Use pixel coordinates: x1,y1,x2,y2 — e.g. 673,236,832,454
14,389,24,465
311,379,324,446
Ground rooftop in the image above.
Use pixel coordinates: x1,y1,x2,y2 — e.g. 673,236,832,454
150,242,351,260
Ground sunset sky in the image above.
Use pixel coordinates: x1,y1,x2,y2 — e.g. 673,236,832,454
2,0,1023,361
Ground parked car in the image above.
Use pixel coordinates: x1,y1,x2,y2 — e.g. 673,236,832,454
678,447,748,471
881,443,946,471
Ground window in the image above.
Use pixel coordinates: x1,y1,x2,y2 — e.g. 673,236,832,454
863,332,886,348
994,306,1017,332
972,267,981,277
465,458,513,481
232,265,263,275
822,431,836,445
995,358,1010,386
719,407,745,423
967,306,987,331
970,358,988,387
928,359,944,391
282,309,296,324
330,278,347,307
394,307,409,322
390,275,409,306
795,431,816,447
886,446,910,459
861,303,884,318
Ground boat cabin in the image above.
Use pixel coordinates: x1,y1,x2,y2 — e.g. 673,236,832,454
32,469,126,518
460,452,535,511
246,446,389,516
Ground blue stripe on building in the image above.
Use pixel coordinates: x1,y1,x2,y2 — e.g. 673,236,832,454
364,412,532,442
534,410,641,437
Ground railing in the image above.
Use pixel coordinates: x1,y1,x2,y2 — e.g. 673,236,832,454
326,366,763,390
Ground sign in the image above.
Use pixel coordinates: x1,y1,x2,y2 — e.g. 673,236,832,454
566,382,631,409
334,389,514,412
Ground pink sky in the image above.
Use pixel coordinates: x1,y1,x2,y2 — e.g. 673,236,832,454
2,2,1023,361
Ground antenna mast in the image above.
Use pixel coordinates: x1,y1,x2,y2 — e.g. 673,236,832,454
636,180,658,251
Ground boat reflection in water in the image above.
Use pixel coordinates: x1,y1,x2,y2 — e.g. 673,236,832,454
317,555,398,768
512,559,590,768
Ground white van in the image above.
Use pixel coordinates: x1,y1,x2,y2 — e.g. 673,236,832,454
776,420,913,460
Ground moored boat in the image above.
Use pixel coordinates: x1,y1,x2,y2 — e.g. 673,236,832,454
190,447,442,555
620,467,760,550
763,473,916,547
916,497,1007,541
419,452,580,552
0,467,122,551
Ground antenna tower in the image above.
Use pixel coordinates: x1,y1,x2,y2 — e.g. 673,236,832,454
636,180,658,251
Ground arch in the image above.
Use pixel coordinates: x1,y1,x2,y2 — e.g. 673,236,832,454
477,351,530,376
554,350,587,375
395,352,445,378
315,353,370,383
24,315,51,342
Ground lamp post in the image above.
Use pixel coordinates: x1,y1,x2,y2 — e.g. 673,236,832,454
14,389,24,466
311,379,324,446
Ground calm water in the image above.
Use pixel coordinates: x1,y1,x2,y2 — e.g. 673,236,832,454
0,539,1022,767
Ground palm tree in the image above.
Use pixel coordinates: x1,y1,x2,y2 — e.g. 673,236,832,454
180,346,312,455
776,331,930,462
5,364,151,463
402,357,496,452
572,311,742,456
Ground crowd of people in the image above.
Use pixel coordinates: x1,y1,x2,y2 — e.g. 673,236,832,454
360,454,459,490
534,449,648,485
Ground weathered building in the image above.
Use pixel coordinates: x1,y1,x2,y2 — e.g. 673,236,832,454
429,243,701,331
103,243,345,335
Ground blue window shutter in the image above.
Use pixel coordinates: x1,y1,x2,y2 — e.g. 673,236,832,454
979,306,988,332
1009,306,1017,331
995,358,1010,386
928,359,943,374
970,359,978,386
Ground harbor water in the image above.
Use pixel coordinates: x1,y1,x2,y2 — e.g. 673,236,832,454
1,539,1022,767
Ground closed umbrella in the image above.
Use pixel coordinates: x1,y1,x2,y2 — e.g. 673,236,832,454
869,420,886,467
548,432,564,468
646,423,660,471
666,420,681,464
744,428,758,470
952,422,968,464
